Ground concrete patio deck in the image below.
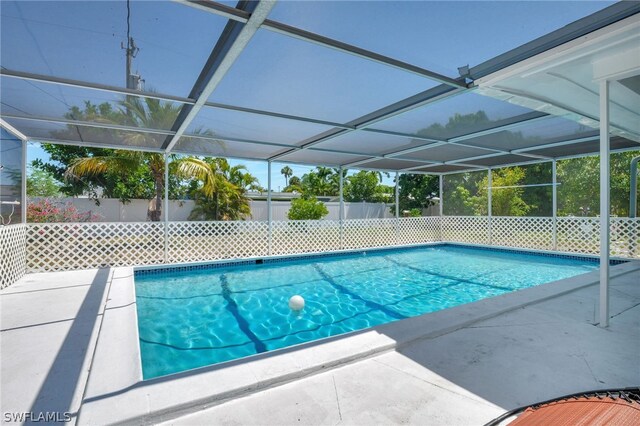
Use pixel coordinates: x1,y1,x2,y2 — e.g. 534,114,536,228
1,261,638,425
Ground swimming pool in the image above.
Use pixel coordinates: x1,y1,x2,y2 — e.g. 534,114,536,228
135,245,598,379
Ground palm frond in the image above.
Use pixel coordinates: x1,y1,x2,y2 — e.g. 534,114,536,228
173,157,217,197
64,156,139,181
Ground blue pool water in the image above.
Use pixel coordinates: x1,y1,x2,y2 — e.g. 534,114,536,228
135,245,597,379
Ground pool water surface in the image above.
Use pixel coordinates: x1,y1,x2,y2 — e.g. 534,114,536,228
135,245,597,379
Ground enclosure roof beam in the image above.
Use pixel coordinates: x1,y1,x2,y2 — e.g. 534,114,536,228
467,1,640,80
162,0,276,153
1,114,176,136
0,118,28,141
23,137,166,154
0,68,196,104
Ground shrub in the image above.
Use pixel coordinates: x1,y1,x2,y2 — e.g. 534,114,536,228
287,197,329,220
27,199,102,223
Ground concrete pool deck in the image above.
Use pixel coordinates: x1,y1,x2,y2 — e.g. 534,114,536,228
1,261,638,425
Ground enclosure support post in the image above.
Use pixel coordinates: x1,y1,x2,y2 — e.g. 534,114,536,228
552,159,557,250
631,157,639,218
439,174,443,241
487,168,493,245
339,167,344,250
599,79,610,328
21,139,27,223
267,160,272,256
395,172,400,245
630,157,639,256
163,153,169,263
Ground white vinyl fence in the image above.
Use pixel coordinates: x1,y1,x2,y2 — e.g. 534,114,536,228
20,216,640,273
28,198,394,221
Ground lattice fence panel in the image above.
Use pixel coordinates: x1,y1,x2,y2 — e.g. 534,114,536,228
491,217,553,250
343,218,397,249
1,224,27,288
169,221,268,263
441,216,489,244
611,218,639,258
271,220,341,255
397,217,440,245
27,222,164,272
557,217,600,255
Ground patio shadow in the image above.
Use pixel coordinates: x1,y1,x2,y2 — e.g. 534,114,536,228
26,268,111,424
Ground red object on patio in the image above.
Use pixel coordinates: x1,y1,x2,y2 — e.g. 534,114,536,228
509,395,640,425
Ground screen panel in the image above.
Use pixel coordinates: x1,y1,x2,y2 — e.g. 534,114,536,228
397,143,496,163
313,131,429,156
174,136,289,160
1,77,185,131
4,116,167,149
208,29,436,123
361,158,432,171
0,1,229,97
188,106,332,146
459,116,599,151
371,92,535,140
268,1,612,77
279,149,370,167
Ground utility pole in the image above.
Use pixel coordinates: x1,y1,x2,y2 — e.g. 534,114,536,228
122,0,143,92
123,36,141,90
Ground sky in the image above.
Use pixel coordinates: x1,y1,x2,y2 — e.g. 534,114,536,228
4,0,614,190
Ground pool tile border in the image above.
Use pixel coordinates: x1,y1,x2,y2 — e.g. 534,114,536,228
134,243,626,277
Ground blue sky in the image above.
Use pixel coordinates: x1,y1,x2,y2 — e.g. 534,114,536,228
5,0,614,190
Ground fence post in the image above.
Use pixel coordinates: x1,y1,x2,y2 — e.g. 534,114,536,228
552,159,558,250
487,168,493,245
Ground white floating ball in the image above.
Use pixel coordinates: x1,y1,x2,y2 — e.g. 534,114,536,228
288,295,305,311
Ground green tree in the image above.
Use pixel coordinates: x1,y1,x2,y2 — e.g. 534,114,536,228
287,196,329,220
59,99,218,221
371,184,394,203
187,158,260,221
67,152,216,221
442,171,485,216
471,167,530,216
26,168,61,197
300,167,339,197
520,162,552,216
283,175,302,193
557,151,640,217
393,173,439,215
280,166,293,187
344,171,380,202
32,144,153,201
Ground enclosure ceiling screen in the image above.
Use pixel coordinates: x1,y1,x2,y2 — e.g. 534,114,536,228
1,1,639,174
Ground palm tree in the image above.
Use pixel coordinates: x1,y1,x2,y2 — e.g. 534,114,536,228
65,97,216,221
187,158,258,221
280,166,293,187
66,151,216,221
